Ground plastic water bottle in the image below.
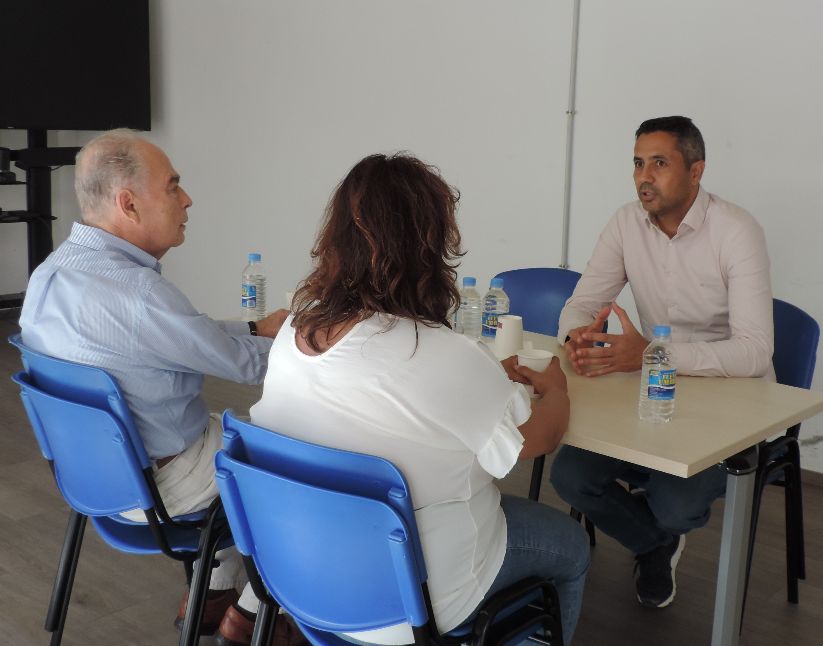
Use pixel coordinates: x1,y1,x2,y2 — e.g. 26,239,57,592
482,278,510,339
241,253,267,322
638,325,676,423
458,277,483,340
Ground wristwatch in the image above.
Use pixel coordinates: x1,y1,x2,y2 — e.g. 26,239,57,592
248,321,258,336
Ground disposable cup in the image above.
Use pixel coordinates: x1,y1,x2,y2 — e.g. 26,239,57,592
516,348,554,372
494,314,524,359
517,348,554,397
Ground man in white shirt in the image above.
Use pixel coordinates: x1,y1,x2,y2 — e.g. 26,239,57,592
550,116,773,609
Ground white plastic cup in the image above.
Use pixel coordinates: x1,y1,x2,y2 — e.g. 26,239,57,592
516,348,555,397
494,314,524,359
517,348,554,371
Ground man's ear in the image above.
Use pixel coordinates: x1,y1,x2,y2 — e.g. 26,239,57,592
115,188,139,224
690,160,705,186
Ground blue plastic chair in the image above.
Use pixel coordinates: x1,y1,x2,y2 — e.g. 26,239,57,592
493,267,582,336
8,333,232,646
741,299,820,627
215,410,565,646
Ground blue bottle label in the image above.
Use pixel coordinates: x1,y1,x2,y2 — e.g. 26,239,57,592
647,368,676,400
482,311,498,338
242,283,257,308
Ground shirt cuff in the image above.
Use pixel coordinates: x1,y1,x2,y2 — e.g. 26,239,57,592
219,319,255,336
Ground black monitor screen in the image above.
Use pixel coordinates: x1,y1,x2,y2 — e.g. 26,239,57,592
0,0,150,131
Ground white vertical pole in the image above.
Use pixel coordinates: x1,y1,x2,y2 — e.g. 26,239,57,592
560,0,582,269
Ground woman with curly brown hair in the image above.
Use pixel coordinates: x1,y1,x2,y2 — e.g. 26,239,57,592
248,153,590,644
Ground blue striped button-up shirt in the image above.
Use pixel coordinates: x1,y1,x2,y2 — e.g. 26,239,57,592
19,222,273,458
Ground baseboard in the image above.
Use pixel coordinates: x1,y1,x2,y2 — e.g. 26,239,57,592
802,468,823,488
0,307,21,321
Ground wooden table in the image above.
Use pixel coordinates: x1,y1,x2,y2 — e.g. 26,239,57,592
520,332,823,646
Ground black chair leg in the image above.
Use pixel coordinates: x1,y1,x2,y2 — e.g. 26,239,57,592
183,558,194,586
179,505,229,646
788,445,806,581
784,466,800,604
46,511,87,645
568,508,596,547
251,599,278,646
584,517,596,547
529,456,546,501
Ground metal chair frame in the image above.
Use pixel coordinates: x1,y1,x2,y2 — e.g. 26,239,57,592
740,298,819,630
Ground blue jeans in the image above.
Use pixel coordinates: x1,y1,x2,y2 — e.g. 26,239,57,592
550,445,728,555
462,494,591,644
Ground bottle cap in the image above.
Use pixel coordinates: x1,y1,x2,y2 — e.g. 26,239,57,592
463,276,476,287
653,325,671,337
490,277,504,289
248,253,262,262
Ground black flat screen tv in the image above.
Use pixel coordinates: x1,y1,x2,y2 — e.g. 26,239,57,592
0,0,150,131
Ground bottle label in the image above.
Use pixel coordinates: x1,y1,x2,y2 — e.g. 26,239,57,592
482,311,498,338
647,368,676,400
241,283,257,309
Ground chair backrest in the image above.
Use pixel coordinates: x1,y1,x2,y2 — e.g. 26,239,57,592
216,410,429,633
11,370,156,515
8,334,150,467
220,410,426,579
773,299,819,390
493,267,582,336
9,334,154,516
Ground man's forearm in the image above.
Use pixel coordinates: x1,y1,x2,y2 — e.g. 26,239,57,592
669,338,773,377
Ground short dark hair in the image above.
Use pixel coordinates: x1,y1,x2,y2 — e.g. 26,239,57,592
292,153,463,352
635,116,705,167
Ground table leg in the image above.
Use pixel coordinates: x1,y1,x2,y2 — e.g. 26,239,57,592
711,468,756,646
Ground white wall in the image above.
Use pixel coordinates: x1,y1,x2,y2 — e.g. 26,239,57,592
3,0,823,468
146,0,573,314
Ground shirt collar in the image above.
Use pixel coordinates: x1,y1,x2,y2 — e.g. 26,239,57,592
642,186,710,236
68,222,162,273
679,187,709,233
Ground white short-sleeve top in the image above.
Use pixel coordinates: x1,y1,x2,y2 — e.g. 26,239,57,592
249,313,531,643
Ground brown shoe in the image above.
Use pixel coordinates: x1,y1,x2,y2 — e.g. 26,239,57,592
214,604,256,645
174,587,240,635
215,604,310,646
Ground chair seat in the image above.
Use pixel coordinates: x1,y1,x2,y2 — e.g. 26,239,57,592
111,508,210,525
92,513,233,555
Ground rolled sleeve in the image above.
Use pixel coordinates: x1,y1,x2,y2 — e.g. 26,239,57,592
138,280,273,384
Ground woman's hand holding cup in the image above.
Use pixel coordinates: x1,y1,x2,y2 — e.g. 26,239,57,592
515,349,566,397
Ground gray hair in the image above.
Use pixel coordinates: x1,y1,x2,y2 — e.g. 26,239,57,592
74,128,146,219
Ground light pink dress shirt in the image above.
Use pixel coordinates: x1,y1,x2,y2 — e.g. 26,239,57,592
558,188,774,378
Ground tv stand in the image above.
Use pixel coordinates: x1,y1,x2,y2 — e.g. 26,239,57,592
0,129,80,309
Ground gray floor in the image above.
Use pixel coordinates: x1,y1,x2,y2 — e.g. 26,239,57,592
1,316,821,645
